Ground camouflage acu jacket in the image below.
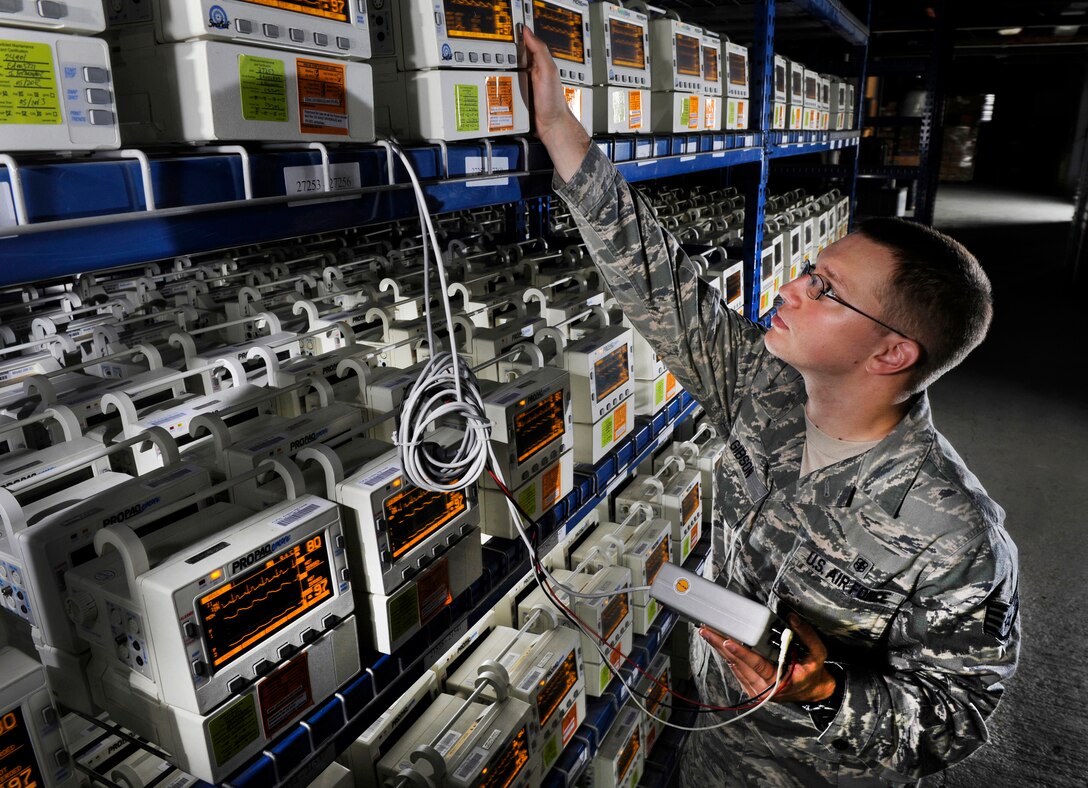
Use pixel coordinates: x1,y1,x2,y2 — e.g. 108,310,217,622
554,144,1020,783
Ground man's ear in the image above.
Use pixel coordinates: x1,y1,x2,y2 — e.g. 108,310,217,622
868,338,922,377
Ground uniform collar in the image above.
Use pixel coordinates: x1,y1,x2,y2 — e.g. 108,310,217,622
856,393,935,517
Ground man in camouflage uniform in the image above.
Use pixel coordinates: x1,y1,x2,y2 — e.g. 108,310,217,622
521,28,1020,787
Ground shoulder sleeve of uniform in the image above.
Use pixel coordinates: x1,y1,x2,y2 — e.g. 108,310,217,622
551,144,782,427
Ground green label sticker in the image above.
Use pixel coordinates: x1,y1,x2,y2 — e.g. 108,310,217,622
208,694,260,767
599,663,611,694
455,84,479,132
0,40,62,125
680,98,690,126
517,484,536,516
647,597,658,623
542,733,560,771
239,54,288,122
655,378,665,406
728,100,737,126
388,582,421,644
601,413,614,448
682,534,691,561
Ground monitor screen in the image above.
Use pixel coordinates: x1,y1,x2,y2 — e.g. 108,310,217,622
609,18,646,70
238,0,349,23
775,63,786,94
594,343,630,402
444,0,515,42
198,534,334,670
726,270,742,302
675,33,701,77
532,0,585,64
682,481,699,524
537,649,579,725
384,485,467,560
727,52,747,86
805,75,818,101
645,533,669,585
0,705,45,788
617,727,641,785
602,591,629,640
478,725,530,788
514,388,566,463
702,46,718,82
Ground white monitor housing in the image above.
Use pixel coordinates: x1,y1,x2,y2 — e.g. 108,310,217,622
0,0,104,34
648,17,702,93
398,0,522,70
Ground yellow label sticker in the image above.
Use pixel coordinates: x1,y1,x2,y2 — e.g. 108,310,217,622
486,75,514,132
688,96,700,129
455,83,479,132
680,97,689,126
601,413,614,449
0,40,62,125
209,694,260,767
654,377,665,406
628,90,642,130
297,58,348,135
239,54,288,122
727,98,736,127
647,597,658,622
517,483,536,516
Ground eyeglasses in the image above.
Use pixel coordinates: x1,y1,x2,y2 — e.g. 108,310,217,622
799,261,919,346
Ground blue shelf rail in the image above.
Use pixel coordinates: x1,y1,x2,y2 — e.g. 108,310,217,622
224,392,702,788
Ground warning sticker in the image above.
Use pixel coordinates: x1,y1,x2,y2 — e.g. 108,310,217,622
486,75,514,132
601,413,614,449
614,402,628,440
517,483,536,516
239,54,288,122
666,371,677,399
416,558,452,625
455,83,479,132
688,96,700,129
258,652,313,737
542,462,561,510
297,58,349,135
388,583,421,644
564,85,581,122
0,40,62,125
705,97,717,129
562,704,579,744
611,90,627,126
627,90,642,130
208,694,260,767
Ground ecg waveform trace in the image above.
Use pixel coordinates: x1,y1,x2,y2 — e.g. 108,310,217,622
593,344,630,403
444,0,515,42
514,388,566,463
238,0,349,24
532,1,585,64
198,535,333,669
384,485,467,560
608,18,646,70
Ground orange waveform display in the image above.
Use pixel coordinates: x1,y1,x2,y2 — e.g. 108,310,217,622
444,0,515,42
238,0,349,24
383,486,467,560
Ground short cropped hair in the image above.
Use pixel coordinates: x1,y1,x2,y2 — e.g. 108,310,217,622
857,218,993,394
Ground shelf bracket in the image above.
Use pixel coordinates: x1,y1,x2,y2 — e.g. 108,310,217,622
425,139,451,179
0,154,28,226
93,149,156,211
196,145,253,200
263,142,331,192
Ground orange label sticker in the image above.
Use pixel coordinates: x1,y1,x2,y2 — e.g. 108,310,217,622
704,97,717,129
297,58,349,136
665,371,677,397
417,558,452,625
614,401,628,440
486,75,514,132
562,704,579,745
688,96,700,129
258,652,313,737
628,90,642,130
542,462,561,510
564,85,582,122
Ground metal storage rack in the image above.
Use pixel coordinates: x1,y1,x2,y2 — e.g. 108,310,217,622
0,2,868,787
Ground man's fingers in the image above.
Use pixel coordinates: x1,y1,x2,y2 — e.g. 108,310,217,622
787,614,827,661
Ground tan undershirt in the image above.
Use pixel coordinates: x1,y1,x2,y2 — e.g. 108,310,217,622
800,412,882,477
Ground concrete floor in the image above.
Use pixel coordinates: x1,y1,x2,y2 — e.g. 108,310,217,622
917,184,1088,787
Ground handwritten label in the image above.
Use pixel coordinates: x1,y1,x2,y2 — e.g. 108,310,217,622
297,58,348,135
455,83,479,132
239,54,288,122
0,40,62,125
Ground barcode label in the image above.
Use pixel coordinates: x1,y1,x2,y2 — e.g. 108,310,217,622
145,466,194,489
273,502,321,527
358,465,399,488
518,667,545,693
453,748,487,781
436,729,461,755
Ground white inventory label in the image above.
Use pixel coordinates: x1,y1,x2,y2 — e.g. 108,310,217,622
518,666,545,692
284,162,361,206
464,155,510,188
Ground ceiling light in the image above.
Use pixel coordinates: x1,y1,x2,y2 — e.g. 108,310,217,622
997,27,1023,35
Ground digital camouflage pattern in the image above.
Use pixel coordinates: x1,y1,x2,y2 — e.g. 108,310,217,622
553,145,1020,786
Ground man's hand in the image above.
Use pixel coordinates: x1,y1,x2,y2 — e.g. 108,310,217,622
699,614,839,704
519,24,591,182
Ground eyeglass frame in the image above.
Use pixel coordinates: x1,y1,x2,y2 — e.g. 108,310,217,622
798,261,922,351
